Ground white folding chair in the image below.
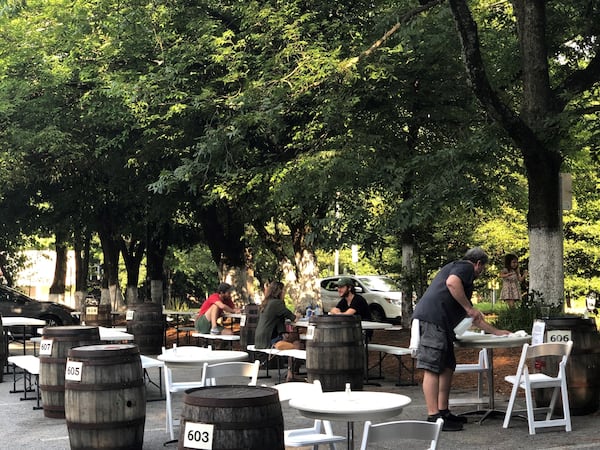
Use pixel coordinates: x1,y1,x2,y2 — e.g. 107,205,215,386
451,348,489,406
503,341,573,435
360,418,443,450
162,346,209,440
200,360,260,387
274,380,345,449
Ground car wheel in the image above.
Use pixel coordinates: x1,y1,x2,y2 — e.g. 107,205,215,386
369,305,386,322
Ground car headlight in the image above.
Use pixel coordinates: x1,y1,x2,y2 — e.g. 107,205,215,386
384,297,402,306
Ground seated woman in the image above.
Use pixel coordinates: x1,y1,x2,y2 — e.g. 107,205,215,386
254,281,298,349
254,281,301,381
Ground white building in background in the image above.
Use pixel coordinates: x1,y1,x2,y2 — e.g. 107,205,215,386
15,250,77,308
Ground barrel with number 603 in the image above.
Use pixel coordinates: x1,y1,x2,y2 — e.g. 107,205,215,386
178,386,284,450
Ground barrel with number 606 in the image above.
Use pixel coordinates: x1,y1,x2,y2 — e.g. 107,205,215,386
535,315,600,415
178,386,284,450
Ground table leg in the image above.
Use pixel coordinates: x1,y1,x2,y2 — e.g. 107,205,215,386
347,421,354,450
363,335,381,386
21,325,27,355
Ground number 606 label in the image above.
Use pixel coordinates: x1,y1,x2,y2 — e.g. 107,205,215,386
183,422,214,449
65,360,83,381
547,329,571,343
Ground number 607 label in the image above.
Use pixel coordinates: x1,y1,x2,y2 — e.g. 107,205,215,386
65,360,83,381
183,422,214,449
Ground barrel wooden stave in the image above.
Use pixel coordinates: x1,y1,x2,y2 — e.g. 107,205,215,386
83,299,112,327
65,344,146,450
0,314,6,383
39,326,101,418
178,386,284,450
536,316,600,415
240,303,260,350
126,303,164,355
306,315,364,392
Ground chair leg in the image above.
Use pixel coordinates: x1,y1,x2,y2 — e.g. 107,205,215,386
524,386,536,435
547,386,560,422
561,381,572,432
503,382,519,429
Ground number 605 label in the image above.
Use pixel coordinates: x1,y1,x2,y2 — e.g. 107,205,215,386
65,360,83,381
183,422,214,449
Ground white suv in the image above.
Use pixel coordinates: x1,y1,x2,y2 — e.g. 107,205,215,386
318,275,403,322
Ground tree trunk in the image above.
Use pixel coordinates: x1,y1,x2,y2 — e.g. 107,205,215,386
49,232,68,304
290,222,320,310
448,0,565,305
98,222,124,311
199,203,247,303
400,234,418,328
120,235,145,305
73,229,90,311
147,222,169,305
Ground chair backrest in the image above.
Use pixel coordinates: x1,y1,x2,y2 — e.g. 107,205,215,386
360,418,443,450
515,341,573,382
273,379,323,402
201,360,260,386
478,348,489,368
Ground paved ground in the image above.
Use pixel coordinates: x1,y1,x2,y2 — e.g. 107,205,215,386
2,340,600,449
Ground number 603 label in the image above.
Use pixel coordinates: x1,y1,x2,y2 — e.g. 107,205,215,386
183,422,214,449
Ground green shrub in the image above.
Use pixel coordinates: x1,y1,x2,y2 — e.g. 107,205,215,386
476,301,507,314
493,290,563,331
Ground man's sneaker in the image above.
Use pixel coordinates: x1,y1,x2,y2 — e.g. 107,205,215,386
441,409,468,424
210,327,221,335
428,414,463,432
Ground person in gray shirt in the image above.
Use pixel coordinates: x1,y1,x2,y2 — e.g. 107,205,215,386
412,247,510,431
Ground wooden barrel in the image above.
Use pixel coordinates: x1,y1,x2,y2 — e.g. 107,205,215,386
240,303,260,350
65,344,146,450
306,315,364,392
178,386,284,450
39,325,101,418
0,313,6,383
83,297,112,327
535,316,600,415
126,302,164,355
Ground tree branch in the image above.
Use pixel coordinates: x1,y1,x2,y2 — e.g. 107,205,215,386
360,0,446,60
554,51,600,110
447,0,545,155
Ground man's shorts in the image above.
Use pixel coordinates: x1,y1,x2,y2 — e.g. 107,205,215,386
195,314,211,333
415,321,456,373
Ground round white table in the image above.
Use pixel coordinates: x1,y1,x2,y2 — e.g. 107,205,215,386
157,346,248,368
455,333,531,422
289,390,411,449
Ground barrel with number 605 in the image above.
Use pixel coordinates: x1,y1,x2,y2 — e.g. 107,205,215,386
65,344,146,450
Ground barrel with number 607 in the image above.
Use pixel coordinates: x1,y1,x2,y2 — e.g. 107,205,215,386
39,326,101,418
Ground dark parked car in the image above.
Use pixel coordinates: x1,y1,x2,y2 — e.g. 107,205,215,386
0,285,79,335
